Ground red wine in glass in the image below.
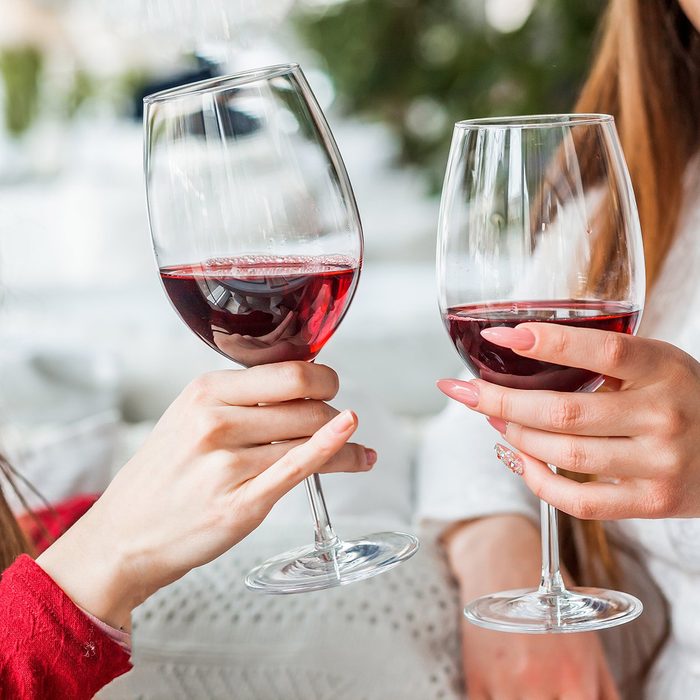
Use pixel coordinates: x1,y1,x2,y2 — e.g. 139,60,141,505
444,300,640,392
161,255,359,367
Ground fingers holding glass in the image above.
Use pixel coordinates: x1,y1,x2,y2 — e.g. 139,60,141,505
492,423,653,479
493,445,664,520
229,436,377,485
191,362,340,407
480,323,669,384
245,409,362,506
437,378,648,436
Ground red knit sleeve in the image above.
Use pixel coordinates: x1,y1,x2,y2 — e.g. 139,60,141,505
0,554,132,699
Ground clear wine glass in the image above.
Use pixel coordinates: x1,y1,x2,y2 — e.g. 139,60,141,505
437,114,645,632
144,64,418,594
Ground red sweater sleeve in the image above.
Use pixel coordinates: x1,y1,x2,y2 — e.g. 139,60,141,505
0,554,132,699
17,494,100,555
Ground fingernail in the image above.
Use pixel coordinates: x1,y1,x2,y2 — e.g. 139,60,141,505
330,410,356,434
481,326,535,350
494,443,524,475
364,448,377,466
487,417,508,434
436,379,479,407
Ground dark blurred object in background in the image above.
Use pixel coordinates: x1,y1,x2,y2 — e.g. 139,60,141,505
132,59,217,119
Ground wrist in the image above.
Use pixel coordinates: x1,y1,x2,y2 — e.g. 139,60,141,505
36,506,143,632
443,515,543,595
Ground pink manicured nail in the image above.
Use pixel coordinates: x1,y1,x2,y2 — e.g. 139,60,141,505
437,379,479,407
487,417,508,434
331,410,356,433
481,326,536,350
365,448,377,466
494,443,524,475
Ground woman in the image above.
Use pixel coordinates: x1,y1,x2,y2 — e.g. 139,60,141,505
0,361,375,698
420,0,700,698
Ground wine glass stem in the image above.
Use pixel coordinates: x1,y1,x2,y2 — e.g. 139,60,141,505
538,465,566,596
304,474,341,552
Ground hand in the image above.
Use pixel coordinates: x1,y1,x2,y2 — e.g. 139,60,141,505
438,322,700,519
37,362,375,629
463,628,618,700
446,516,619,700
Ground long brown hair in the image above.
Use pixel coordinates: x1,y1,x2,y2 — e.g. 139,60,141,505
565,0,697,624
577,0,700,291
0,455,32,571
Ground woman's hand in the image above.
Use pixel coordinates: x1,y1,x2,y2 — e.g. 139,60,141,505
446,516,619,700
438,322,700,519
37,362,374,629
464,626,618,700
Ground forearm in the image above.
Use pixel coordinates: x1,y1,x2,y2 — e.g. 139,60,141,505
447,517,618,698
36,504,142,633
443,514,571,597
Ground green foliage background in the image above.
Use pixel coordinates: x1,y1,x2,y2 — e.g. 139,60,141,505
0,47,43,138
294,0,606,185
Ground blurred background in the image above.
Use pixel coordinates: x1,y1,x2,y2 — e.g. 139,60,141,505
0,0,604,508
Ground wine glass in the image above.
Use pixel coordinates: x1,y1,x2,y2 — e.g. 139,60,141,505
437,114,645,632
143,64,418,594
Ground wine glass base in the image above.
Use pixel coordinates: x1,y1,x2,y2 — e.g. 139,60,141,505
464,587,643,634
245,531,420,595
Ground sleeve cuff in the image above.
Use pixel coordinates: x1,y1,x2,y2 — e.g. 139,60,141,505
3,554,132,693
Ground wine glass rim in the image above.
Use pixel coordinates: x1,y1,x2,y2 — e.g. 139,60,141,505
143,63,301,104
455,113,614,129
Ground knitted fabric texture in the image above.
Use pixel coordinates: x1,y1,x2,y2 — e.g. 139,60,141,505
0,555,132,699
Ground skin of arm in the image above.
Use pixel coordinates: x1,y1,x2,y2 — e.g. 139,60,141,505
445,515,619,700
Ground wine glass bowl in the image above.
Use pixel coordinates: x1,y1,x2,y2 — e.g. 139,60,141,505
144,64,418,594
437,114,645,632
444,299,640,393
158,255,359,367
